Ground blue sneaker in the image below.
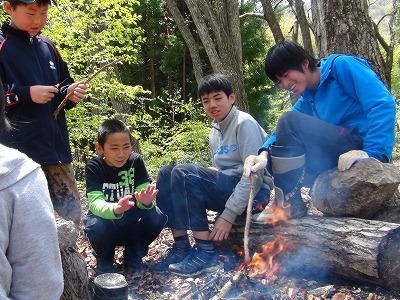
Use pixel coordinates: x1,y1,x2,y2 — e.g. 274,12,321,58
151,245,191,272
168,247,222,277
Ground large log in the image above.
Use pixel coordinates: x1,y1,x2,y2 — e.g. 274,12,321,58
219,215,400,291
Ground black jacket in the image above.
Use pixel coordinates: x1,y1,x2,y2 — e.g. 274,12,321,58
0,22,75,165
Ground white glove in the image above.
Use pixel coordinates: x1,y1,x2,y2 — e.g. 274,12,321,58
243,154,268,177
338,150,368,171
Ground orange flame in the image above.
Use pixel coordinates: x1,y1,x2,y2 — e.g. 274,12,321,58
288,287,294,299
236,235,285,283
261,204,290,226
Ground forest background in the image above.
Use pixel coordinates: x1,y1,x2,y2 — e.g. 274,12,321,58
1,0,399,181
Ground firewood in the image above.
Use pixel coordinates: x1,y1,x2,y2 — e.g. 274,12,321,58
221,215,400,291
211,270,244,300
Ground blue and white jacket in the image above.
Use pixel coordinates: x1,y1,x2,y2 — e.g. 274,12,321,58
0,22,75,165
263,54,396,161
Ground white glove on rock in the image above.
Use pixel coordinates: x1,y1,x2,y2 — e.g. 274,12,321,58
338,150,368,171
243,154,268,177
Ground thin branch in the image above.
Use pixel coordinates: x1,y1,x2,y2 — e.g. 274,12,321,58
239,12,265,20
244,173,256,264
53,56,124,119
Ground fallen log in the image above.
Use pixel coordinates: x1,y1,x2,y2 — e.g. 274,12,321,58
219,215,400,291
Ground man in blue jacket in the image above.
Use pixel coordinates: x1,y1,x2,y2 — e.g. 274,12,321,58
244,41,396,223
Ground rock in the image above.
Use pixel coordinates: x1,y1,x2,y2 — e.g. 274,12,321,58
311,158,400,218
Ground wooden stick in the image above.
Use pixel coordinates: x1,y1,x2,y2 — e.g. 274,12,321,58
210,270,244,300
244,173,256,264
53,56,124,119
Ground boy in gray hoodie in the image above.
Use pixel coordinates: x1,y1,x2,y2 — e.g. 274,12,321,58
0,81,63,298
153,74,273,276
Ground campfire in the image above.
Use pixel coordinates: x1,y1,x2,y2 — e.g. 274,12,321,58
237,235,284,281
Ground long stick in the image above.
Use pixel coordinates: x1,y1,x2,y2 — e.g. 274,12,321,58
244,173,256,264
53,56,124,119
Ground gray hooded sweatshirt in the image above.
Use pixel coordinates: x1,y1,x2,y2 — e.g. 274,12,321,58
210,106,274,224
0,144,63,299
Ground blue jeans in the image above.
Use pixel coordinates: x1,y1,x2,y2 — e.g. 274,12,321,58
274,111,365,185
156,164,270,232
83,206,167,260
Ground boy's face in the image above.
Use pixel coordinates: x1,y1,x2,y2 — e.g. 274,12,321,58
201,91,235,122
3,1,49,37
275,60,316,95
96,132,132,168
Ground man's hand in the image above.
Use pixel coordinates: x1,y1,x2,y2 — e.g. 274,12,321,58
338,150,368,171
67,80,87,103
114,195,135,215
243,152,268,177
134,183,158,206
209,217,232,241
30,85,58,104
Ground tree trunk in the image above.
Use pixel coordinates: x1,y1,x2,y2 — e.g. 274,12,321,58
165,0,204,84
259,0,285,43
294,0,313,55
310,0,390,87
222,216,400,291
167,0,248,111
57,217,91,300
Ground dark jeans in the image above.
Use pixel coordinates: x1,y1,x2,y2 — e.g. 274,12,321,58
274,111,364,185
83,206,167,260
156,164,270,232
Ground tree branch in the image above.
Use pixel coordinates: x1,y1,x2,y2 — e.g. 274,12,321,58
53,57,124,119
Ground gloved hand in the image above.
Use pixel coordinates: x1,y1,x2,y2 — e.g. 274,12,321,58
338,150,368,171
243,154,268,177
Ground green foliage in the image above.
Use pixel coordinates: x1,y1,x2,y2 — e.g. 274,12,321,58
45,0,144,74
137,93,211,178
391,46,400,158
141,119,211,178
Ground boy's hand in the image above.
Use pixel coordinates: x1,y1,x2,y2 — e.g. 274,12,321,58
243,152,268,177
209,217,232,241
338,150,368,171
67,80,87,103
30,85,59,104
134,183,158,206
113,195,135,215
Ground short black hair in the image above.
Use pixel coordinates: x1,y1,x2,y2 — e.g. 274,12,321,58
198,74,233,98
265,41,318,83
6,0,55,8
0,81,11,134
97,119,132,148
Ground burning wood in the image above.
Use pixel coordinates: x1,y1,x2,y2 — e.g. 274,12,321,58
223,215,400,291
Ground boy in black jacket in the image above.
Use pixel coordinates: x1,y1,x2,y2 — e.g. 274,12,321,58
84,119,167,274
0,0,87,226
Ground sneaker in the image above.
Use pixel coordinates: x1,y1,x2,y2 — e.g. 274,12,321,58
168,247,222,277
151,245,191,272
252,189,306,224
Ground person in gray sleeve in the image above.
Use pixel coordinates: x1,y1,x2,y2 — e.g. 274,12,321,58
0,81,63,299
152,74,274,277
